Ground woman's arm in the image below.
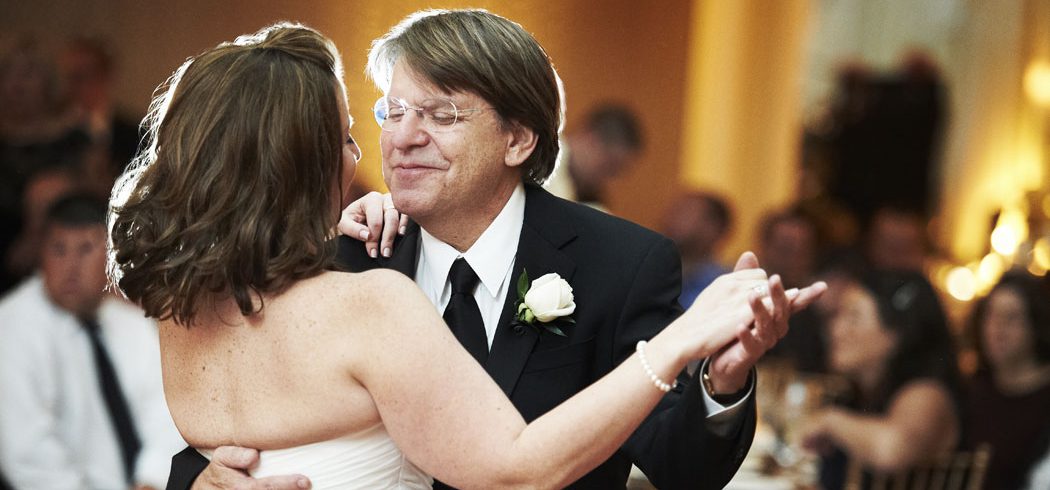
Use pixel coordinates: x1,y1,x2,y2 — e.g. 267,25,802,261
348,267,774,489
805,380,959,473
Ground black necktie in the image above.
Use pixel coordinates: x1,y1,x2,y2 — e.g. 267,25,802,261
81,318,141,484
443,258,488,364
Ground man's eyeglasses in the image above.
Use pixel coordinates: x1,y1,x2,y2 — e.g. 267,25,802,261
373,96,488,133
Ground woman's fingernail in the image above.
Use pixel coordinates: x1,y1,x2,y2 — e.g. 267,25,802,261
382,247,391,258
369,248,377,258
359,230,369,240
297,477,310,489
399,225,407,235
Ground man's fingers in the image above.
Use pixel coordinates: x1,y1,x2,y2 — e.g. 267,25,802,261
767,275,789,339
748,303,775,350
250,475,312,490
212,446,259,470
199,447,310,489
749,289,772,331
790,281,829,313
737,323,764,356
733,251,760,271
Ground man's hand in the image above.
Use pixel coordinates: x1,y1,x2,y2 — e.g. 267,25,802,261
706,252,827,394
337,192,408,259
190,446,310,490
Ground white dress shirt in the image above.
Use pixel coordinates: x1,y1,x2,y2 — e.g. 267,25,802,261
0,276,186,490
412,183,747,419
415,184,525,346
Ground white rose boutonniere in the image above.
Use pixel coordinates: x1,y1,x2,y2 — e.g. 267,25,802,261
513,270,576,336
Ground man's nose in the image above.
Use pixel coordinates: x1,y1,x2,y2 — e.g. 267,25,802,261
386,111,431,149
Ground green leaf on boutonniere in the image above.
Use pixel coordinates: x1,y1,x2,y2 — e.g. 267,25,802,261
517,269,529,300
544,325,565,337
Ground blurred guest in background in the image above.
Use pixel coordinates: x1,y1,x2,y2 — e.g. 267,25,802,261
758,208,827,372
0,38,90,295
4,166,79,286
757,209,818,290
0,194,184,490
964,272,1050,490
802,270,962,489
546,103,643,211
865,205,928,273
58,37,141,186
662,191,732,306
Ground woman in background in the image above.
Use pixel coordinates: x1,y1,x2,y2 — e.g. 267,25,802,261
964,272,1050,490
802,270,962,489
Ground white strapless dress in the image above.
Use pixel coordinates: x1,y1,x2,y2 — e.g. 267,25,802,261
199,424,432,489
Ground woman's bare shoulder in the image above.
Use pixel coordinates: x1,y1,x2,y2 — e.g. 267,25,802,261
289,270,432,327
289,270,410,298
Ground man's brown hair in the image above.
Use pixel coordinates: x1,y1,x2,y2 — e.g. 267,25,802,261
368,9,563,184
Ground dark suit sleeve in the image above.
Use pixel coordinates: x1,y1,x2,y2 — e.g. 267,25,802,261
615,237,756,490
166,446,209,490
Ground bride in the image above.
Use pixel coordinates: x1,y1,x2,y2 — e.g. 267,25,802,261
109,23,804,489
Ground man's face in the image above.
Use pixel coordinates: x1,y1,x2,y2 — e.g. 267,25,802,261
41,224,108,318
380,62,521,225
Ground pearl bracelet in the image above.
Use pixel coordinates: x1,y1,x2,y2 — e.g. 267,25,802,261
636,340,677,393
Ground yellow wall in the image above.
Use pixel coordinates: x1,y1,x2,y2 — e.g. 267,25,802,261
678,0,811,259
936,0,1050,263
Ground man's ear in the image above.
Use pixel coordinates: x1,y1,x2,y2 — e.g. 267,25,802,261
504,121,538,168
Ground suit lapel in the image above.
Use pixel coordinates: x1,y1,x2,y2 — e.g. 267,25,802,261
486,186,577,396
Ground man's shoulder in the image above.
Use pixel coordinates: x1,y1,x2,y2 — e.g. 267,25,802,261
528,185,670,250
0,277,53,329
0,278,62,359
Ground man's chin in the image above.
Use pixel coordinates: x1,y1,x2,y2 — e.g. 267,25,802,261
391,193,435,221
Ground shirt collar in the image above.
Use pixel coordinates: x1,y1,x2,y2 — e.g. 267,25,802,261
418,183,525,298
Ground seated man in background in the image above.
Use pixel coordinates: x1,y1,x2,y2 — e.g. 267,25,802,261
662,191,733,306
865,205,927,273
546,103,643,211
0,194,184,490
4,166,78,285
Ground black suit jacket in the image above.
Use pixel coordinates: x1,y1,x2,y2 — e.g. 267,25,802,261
168,185,755,490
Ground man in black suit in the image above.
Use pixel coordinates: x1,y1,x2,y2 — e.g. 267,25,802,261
170,9,822,490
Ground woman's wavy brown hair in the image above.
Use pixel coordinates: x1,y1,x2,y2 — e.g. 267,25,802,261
108,23,346,325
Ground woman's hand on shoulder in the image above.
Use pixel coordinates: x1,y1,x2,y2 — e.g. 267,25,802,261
337,192,408,259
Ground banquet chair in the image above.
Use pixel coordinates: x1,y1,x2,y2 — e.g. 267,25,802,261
844,444,991,490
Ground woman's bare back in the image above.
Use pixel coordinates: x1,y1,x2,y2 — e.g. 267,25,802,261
162,271,385,450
